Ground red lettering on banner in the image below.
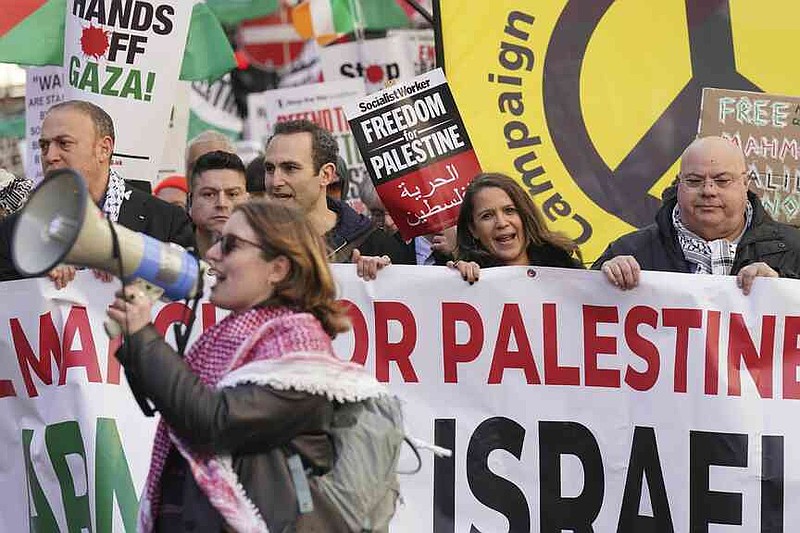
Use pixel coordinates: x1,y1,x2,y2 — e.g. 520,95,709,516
583,306,620,388
489,304,540,384
106,335,122,385
705,311,721,395
0,379,15,398
662,308,703,393
442,302,484,383
334,108,348,132
59,307,101,385
11,313,61,397
727,314,775,398
340,299,369,365
153,302,191,336
782,317,800,399
374,302,418,383
543,303,579,385
624,305,660,391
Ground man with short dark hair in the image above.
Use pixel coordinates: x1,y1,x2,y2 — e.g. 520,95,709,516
594,136,800,294
264,120,409,275
0,100,195,284
189,150,249,257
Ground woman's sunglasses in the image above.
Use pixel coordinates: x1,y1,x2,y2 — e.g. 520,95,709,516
214,233,270,257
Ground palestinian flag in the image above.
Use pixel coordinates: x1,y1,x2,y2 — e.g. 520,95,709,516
0,0,65,66
291,0,409,43
0,0,239,82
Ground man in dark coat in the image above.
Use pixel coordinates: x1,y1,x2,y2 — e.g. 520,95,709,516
594,136,800,294
263,119,410,276
0,100,194,284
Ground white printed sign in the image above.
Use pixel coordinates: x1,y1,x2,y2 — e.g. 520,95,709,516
388,28,436,75
63,0,194,182
24,66,66,184
320,35,417,94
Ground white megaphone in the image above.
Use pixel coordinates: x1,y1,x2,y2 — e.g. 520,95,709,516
12,168,207,336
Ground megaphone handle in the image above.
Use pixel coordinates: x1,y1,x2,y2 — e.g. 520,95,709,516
104,278,165,338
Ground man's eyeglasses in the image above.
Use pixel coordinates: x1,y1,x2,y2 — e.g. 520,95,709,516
214,233,271,257
678,172,747,189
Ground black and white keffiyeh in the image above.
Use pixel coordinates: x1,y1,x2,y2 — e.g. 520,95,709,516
0,170,33,215
673,202,753,275
101,168,128,222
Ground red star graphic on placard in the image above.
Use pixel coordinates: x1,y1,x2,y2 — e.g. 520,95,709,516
80,24,110,59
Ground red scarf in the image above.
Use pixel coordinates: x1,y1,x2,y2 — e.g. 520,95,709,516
138,305,337,533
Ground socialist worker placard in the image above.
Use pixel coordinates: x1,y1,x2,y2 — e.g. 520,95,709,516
344,68,482,239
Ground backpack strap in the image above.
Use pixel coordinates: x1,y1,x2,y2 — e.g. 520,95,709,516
328,225,379,263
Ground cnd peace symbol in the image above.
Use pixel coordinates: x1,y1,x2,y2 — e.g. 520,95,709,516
543,0,761,227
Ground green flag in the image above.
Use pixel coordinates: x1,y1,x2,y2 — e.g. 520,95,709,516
206,0,279,26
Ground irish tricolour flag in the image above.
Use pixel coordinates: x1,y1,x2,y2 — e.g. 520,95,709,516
291,0,409,43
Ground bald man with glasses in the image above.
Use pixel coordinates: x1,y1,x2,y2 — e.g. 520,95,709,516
594,136,800,294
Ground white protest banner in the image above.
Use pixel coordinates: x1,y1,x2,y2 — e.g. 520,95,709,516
0,272,221,532
155,80,190,182
64,0,194,182
24,66,66,184
188,73,243,142
320,35,416,94
344,68,482,239
2,267,800,530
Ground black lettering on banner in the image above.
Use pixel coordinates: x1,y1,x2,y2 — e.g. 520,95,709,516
617,427,674,532
131,1,154,31
539,421,603,533
109,0,133,28
153,4,174,35
466,417,529,533
761,435,784,533
73,0,174,35
434,418,455,533
689,431,747,529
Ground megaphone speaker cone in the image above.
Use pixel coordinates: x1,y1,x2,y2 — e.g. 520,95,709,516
12,169,88,276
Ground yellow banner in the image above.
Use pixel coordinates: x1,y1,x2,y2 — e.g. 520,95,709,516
441,0,800,261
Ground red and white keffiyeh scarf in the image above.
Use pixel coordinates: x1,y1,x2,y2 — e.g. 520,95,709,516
137,305,387,533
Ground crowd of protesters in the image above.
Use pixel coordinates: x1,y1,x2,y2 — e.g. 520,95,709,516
1,100,799,531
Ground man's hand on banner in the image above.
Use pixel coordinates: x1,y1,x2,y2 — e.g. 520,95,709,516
352,249,391,281
736,261,779,295
47,264,77,290
106,285,153,336
600,255,641,290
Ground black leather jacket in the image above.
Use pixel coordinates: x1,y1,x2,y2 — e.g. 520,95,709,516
116,325,350,532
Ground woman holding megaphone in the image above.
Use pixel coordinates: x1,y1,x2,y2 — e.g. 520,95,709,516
107,199,379,532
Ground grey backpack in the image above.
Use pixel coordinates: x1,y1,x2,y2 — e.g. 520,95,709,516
316,395,407,532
